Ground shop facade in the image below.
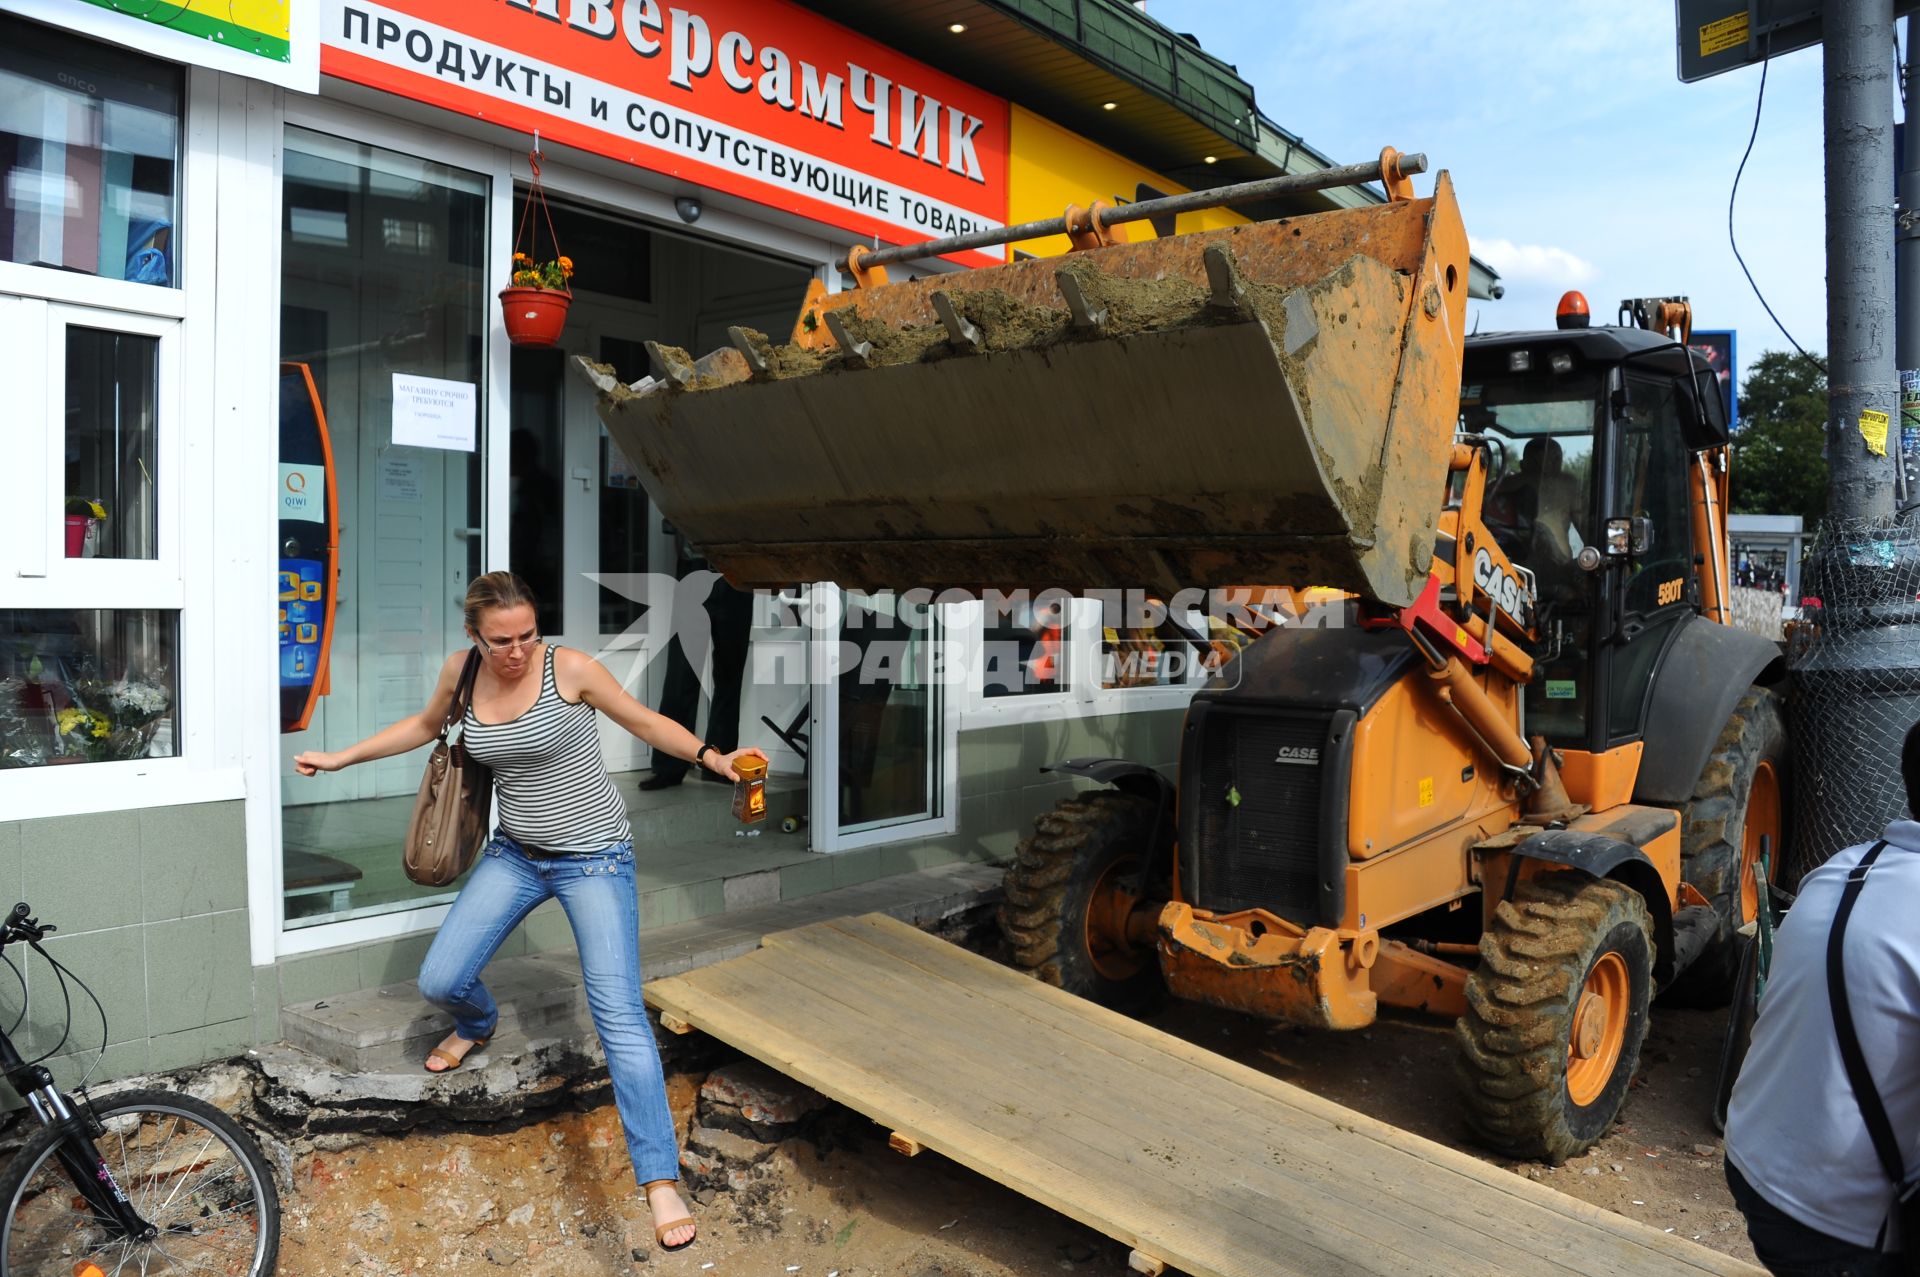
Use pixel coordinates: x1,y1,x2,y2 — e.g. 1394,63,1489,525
0,0,1425,1086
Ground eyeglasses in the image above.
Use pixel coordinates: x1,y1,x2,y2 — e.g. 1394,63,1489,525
478,631,540,655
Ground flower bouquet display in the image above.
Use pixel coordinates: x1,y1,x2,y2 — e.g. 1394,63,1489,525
56,673,172,763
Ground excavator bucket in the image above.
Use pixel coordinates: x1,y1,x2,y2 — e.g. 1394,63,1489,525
586,174,1471,607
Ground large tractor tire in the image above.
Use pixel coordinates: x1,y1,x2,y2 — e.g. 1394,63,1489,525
999,791,1164,1010
1663,686,1788,1007
1455,872,1654,1164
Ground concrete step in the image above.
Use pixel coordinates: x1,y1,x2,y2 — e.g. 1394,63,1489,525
279,861,1004,1078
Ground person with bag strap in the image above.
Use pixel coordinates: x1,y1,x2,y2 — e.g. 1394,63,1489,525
295,572,764,1254
1724,721,1920,1276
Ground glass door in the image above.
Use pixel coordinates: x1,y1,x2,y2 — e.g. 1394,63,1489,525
276,127,488,929
807,586,957,851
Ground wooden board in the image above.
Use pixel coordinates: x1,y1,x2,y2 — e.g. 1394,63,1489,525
645,914,1762,1277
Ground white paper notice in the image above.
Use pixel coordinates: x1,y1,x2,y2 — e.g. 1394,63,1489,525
391,373,477,452
279,463,325,522
379,455,425,504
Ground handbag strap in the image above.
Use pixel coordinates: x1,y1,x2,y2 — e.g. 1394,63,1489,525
1827,840,1910,1190
442,647,482,742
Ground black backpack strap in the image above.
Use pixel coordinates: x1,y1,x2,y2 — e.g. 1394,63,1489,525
1827,840,1909,1190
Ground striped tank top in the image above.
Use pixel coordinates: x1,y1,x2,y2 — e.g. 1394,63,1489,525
461,645,632,854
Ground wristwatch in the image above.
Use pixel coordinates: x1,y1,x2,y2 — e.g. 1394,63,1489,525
694,742,716,768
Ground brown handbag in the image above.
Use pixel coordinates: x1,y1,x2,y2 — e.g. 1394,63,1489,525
403,647,493,887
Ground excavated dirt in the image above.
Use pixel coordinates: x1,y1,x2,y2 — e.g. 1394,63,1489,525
741,260,1222,381
265,998,1758,1276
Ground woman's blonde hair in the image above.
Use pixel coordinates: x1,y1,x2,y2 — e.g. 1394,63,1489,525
464,571,539,634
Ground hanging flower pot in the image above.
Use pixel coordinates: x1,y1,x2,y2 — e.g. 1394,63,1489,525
501,146,576,348
499,285,572,347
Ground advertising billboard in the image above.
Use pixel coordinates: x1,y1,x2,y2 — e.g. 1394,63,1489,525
1689,329,1738,430
322,0,1011,266
3,0,317,91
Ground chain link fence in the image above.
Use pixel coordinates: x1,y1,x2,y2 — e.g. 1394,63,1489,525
1785,514,1920,880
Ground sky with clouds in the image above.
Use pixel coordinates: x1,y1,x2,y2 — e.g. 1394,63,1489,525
1143,1,1852,388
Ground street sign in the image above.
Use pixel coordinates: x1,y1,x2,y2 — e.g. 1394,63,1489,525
1676,0,1920,81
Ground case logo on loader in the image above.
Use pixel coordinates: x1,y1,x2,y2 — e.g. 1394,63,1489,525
1274,746,1320,766
1472,547,1535,628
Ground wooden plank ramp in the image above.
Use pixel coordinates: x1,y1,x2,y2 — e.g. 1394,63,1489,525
644,913,1762,1277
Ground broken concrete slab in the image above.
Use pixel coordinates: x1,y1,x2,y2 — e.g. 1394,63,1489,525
700,1059,829,1132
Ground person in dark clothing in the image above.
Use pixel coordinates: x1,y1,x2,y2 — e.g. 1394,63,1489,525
640,533,752,789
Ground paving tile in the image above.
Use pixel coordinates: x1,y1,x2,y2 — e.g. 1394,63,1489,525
148,1016,252,1073
21,809,142,934
0,824,22,911
26,925,147,1056
277,949,364,1007
145,911,251,1037
521,900,575,954
779,855,835,901
722,869,781,911
357,933,436,990
829,848,889,889
141,801,247,921
39,1040,150,1096
640,879,724,930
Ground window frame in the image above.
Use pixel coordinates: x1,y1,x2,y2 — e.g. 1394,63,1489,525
0,13,188,296
805,583,961,854
956,595,1209,730
1607,371,1702,626
0,55,215,816
38,304,186,602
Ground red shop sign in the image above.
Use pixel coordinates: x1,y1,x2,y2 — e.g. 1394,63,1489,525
322,0,1011,265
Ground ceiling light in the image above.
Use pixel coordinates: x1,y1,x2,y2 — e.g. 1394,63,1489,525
1203,155,1218,164
1102,101,1118,111
948,22,966,33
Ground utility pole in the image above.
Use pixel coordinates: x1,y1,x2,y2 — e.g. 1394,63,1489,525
1825,0,1900,520
1898,13,1920,496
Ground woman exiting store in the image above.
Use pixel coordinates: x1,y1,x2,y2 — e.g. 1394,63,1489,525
294,572,763,1251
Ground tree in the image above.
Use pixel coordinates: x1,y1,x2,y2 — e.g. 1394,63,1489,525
1729,350,1828,526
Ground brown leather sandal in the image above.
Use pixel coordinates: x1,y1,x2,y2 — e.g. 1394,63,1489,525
643,1180,697,1252
423,1034,489,1074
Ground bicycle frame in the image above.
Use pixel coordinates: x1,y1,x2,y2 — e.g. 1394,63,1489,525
0,949,156,1244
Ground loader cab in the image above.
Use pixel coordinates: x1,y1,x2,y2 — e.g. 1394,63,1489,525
1461,328,1728,753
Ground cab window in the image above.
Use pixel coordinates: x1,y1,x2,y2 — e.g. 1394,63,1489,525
1615,375,1696,616
1460,372,1601,746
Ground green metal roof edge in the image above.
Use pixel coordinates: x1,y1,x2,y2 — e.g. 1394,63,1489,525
1254,116,1502,300
981,0,1260,149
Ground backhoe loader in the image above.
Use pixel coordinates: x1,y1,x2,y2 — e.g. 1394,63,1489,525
584,151,1787,1164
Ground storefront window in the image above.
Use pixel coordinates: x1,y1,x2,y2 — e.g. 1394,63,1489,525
278,126,487,929
981,597,1067,698
64,327,159,559
0,610,177,768
840,593,940,829
0,18,182,286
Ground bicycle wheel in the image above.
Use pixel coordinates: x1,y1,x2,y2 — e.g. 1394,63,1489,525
0,1088,280,1277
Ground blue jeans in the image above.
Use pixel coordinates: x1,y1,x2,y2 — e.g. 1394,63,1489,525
417,832,679,1185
